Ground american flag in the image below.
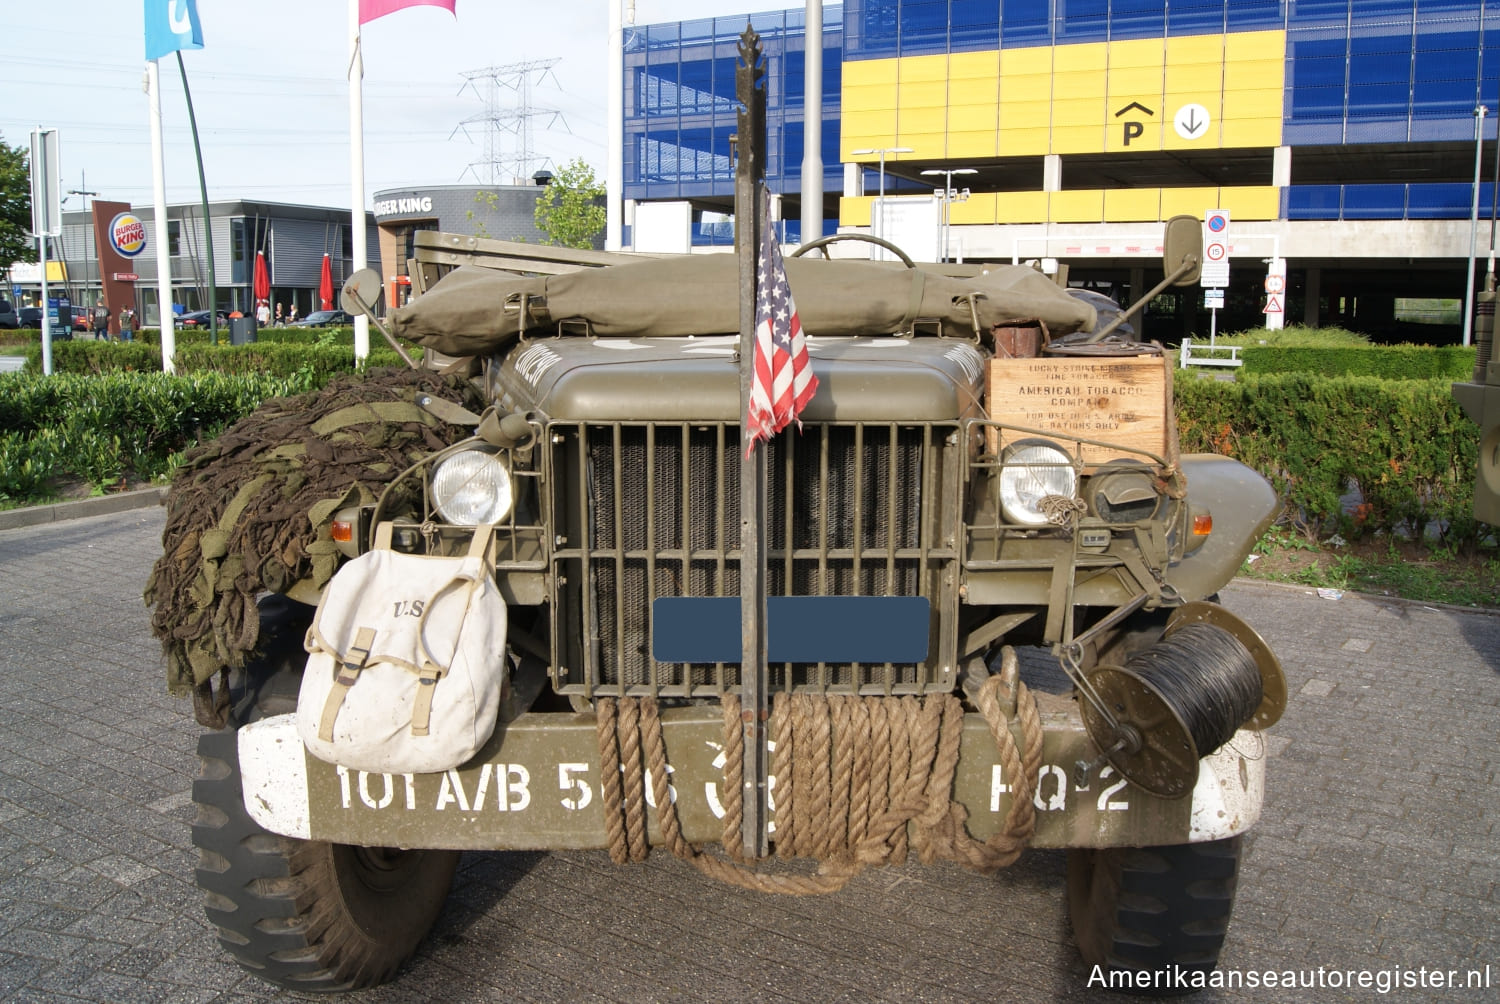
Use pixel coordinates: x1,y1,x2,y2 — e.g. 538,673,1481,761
745,192,818,455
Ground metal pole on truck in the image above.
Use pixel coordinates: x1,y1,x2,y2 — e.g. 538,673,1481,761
735,24,769,861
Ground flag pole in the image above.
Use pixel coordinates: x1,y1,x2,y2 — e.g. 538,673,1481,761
175,51,218,346
735,24,768,862
147,59,176,374
349,0,370,364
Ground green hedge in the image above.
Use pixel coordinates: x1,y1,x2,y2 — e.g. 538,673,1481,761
132,325,362,346
0,371,315,501
1176,373,1480,545
14,341,406,379
1239,344,1477,379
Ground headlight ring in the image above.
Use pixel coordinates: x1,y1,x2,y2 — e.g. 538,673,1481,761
998,438,1078,527
430,448,515,525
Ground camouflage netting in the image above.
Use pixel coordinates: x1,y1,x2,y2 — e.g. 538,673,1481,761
145,367,484,711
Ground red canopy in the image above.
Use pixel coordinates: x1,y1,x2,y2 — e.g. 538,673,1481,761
253,251,270,303
319,254,334,311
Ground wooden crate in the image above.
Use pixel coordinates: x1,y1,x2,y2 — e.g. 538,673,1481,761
985,353,1174,465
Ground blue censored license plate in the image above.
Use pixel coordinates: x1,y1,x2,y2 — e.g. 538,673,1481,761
651,596,930,664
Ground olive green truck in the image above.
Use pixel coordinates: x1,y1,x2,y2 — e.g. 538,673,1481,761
1453,286,1500,526
174,222,1285,995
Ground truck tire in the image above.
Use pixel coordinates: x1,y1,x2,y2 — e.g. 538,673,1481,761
190,596,461,992
1067,836,1243,995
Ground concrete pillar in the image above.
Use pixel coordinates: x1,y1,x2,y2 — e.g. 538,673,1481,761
1272,146,1291,188
1043,154,1062,192
844,162,864,198
1303,267,1321,327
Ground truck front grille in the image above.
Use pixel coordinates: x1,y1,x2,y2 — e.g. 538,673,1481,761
549,421,960,698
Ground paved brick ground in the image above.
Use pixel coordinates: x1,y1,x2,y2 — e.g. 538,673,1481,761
0,508,1496,1002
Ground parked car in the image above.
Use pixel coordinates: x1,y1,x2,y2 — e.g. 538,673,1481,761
0,299,17,329
289,309,351,327
179,310,231,328
17,307,72,339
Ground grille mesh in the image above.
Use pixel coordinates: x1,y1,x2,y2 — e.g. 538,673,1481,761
578,423,935,693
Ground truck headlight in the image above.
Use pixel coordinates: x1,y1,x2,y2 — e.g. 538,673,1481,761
999,439,1078,526
430,449,514,525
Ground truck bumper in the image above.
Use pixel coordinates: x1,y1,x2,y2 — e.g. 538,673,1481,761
239,699,1263,852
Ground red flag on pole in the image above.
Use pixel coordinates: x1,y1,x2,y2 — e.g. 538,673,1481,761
358,0,455,24
253,251,270,304
319,254,334,311
745,188,818,456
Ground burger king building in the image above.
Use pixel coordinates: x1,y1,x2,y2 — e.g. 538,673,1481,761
14,200,377,326
370,179,568,307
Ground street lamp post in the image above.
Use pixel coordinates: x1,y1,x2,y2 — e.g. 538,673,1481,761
921,168,977,263
851,145,912,246
1466,105,1489,346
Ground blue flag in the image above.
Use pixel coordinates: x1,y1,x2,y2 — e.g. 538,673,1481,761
144,0,204,61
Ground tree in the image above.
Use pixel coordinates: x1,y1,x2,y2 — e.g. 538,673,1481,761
0,133,37,270
534,158,606,250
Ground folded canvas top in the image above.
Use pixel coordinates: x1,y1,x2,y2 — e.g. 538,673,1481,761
390,254,1097,357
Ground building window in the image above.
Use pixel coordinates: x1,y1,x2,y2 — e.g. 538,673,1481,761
231,220,246,263
168,220,181,256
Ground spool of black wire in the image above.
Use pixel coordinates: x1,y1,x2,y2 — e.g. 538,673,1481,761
1133,623,1262,750
1079,602,1283,799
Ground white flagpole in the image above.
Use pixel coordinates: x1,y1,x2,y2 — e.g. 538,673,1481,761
349,0,370,363
606,0,623,251
147,59,176,374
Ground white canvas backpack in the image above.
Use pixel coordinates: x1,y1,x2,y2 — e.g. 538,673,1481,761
295,523,508,774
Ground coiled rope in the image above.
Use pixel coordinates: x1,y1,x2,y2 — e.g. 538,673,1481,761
593,658,1044,895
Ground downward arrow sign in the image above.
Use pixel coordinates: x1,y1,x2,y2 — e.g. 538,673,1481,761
1174,103,1212,141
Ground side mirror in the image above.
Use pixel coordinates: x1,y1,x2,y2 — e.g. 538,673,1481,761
340,267,383,317
1162,215,1202,287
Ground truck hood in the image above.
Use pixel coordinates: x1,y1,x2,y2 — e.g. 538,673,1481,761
493,335,989,423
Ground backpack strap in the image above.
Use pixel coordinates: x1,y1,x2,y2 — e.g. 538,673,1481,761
408,524,496,737
317,626,377,742
410,667,442,737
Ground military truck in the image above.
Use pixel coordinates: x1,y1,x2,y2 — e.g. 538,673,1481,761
174,220,1285,995
1453,285,1499,525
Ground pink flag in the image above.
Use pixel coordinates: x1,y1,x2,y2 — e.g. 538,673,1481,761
359,0,456,24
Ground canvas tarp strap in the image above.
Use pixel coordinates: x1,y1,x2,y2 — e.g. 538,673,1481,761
389,256,1097,356
318,626,377,742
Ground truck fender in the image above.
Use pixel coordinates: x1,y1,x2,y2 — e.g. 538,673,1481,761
1165,454,1278,601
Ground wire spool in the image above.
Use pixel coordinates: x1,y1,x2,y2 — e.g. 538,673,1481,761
1079,603,1285,799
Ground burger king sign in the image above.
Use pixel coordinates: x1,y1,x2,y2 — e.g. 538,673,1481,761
109,212,147,258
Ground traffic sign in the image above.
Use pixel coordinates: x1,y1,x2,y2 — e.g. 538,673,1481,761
1204,290,1225,309
1201,209,1230,288
1175,104,1212,141
1263,258,1286,331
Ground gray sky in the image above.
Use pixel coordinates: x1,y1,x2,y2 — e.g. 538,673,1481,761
2,1,794,211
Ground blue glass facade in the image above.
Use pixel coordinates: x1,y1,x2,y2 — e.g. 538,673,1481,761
622,7,845,242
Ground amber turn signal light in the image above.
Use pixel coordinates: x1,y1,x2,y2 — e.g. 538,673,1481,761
331,520,354,543
1192,513,1213,536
